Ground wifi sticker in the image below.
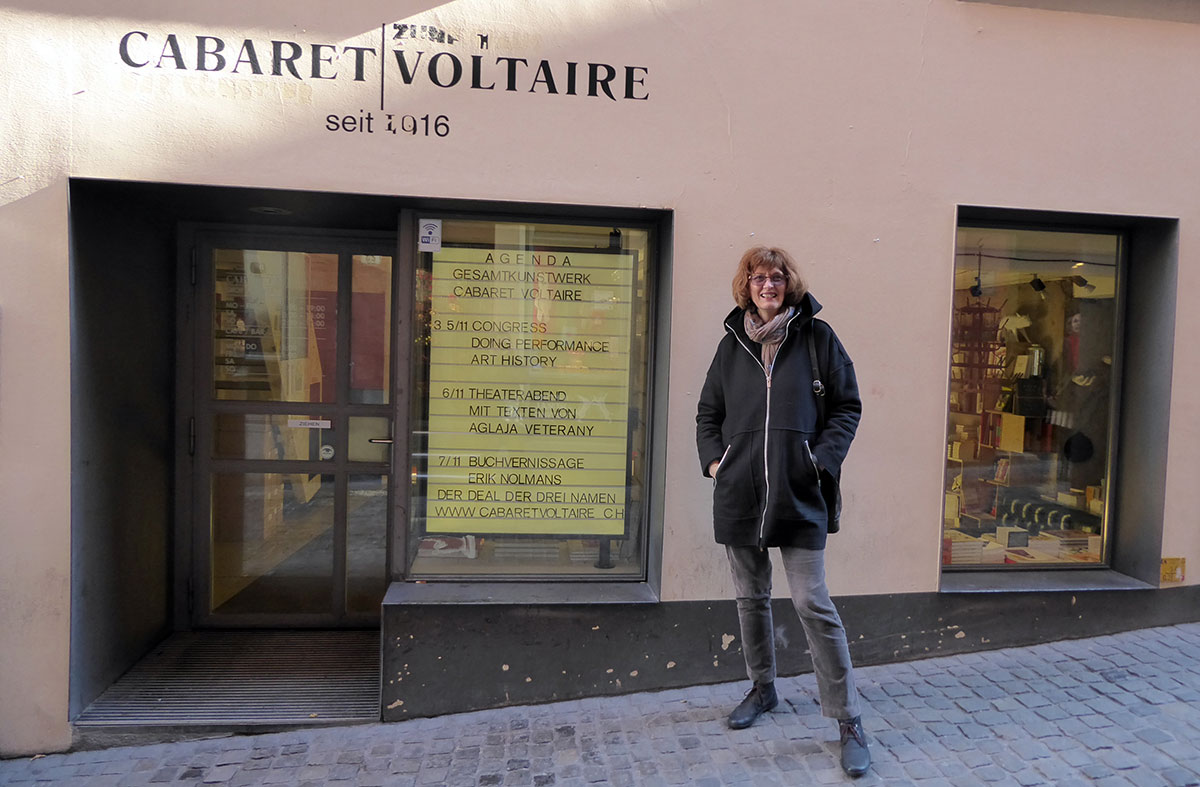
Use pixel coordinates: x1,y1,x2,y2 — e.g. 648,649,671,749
419,219,442,253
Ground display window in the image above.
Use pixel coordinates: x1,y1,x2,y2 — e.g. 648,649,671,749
943,225,1122,569
407,217,655,578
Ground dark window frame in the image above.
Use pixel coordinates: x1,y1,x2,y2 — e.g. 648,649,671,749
941,206,1177,593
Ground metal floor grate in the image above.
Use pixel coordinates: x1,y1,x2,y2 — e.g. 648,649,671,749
75,630,380,726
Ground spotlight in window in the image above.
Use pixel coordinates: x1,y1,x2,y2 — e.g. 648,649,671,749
1072,275,1096,294
1030,274,1047,300
609,228,622,249
969,277,983,297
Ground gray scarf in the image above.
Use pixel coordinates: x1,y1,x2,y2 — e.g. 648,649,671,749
744,306,794,375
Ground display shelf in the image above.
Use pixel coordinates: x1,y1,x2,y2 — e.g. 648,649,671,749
949,302,1004,414
943,439,995,527
944,456,968,527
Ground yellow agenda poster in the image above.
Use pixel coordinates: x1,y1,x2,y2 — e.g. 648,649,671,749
424,246,635,536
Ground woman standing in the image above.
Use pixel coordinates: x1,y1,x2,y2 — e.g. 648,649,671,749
696,246,870,777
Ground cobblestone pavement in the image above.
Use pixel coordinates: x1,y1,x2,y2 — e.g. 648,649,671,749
3,623,1200,786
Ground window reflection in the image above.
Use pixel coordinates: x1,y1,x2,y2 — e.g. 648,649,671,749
211,473,334,613
351,255,392,404
213,250,338,403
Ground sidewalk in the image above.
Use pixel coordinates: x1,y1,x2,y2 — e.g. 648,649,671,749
3,623,1200,786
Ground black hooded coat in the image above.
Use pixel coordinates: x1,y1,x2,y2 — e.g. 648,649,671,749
696,292,861,550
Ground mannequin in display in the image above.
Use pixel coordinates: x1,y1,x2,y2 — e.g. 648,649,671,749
1049,307,1108,492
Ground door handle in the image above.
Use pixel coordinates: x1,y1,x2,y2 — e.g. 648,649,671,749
368,437,393,445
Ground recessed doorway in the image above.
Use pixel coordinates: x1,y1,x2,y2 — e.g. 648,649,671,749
184,230,398,627
69,180,410,724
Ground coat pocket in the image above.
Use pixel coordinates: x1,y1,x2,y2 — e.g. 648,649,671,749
712,444,732,483
774,434,824,518
712,437,758,519
803,439,821,484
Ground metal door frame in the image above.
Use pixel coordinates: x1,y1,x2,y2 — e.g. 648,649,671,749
176,224,399,628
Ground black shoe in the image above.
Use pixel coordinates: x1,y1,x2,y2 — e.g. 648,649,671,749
727,682,778,729
839,716,871,777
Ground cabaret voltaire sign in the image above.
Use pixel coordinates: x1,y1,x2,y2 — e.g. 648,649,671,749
117,22,650,102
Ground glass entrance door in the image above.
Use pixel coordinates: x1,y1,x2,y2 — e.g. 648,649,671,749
192,234,395,625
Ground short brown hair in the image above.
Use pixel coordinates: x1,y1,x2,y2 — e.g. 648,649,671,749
732,246,807,311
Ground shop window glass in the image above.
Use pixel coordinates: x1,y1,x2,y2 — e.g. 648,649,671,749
408,219,653,578
943,226,1121,569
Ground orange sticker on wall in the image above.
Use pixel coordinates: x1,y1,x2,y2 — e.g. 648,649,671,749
1161,558,1185,583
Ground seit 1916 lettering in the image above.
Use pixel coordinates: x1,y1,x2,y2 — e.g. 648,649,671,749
325,110,450,137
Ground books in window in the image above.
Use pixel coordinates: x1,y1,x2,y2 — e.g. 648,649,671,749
993,458,1011,484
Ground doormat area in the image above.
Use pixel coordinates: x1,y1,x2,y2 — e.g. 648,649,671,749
75,631,380,726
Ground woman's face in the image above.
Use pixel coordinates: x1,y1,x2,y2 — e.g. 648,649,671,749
749,265,786,319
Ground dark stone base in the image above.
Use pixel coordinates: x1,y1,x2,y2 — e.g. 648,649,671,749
380,584,1200,720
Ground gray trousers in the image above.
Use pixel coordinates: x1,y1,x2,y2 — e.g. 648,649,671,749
726,545,861,720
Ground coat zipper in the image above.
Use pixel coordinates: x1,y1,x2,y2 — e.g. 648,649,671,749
760,371,772,546
725,311,804,547
805,439,821,489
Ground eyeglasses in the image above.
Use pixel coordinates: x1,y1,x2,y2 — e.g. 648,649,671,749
750,274,786,286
